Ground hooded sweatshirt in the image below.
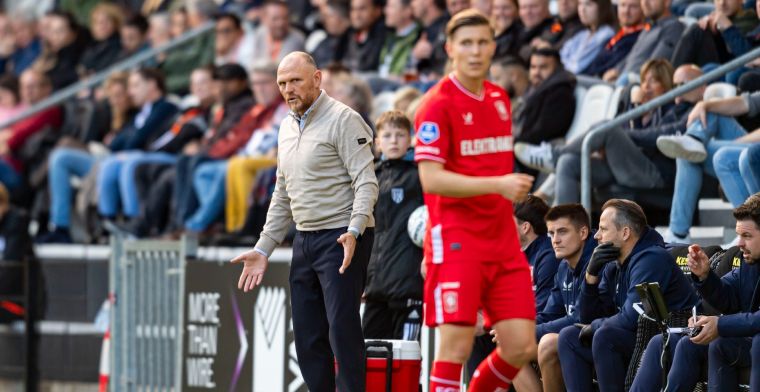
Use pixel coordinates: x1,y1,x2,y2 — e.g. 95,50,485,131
580,227,700,332
515,68,576,144
536,235,597,339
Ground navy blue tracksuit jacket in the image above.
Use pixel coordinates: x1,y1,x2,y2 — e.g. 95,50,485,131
536,237,597,339
693,257,760,336
580,227,700,331
525,235,561,313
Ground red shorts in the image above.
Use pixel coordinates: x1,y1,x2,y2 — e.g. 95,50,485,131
423,253,536,327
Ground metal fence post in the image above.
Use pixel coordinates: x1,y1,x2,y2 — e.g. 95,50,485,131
109,236,196,392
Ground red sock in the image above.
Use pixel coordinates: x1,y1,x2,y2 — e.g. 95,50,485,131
468,351,520,391
430,361,462,392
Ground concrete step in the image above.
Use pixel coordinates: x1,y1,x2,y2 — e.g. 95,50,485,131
698,198,734,229
656,226,726,247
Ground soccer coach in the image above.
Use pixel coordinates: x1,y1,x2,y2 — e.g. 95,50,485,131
231,51,378,392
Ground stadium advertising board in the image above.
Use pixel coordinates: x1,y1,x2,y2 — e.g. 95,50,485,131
182,259,307,392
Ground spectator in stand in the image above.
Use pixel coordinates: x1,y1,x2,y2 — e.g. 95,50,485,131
250,0,306,62
184,62,285,234
170,7,190,39
344,0,387,72
517,63,704,206
361,110,424,340
0,70,62,194
38,72,133,243
0,76,25,121
656,90,760,243
671,0,758,68
631,193,760,392
379,0,421,78
214,13,255,71
714,143,760,217
546,0,584,49
328,73,375,124
585,0,646,78
311,0,352,67
40,68,177,242
410,0,448,75
559,0,615,74
78,3,123,77
490,56,529,119
515,0,554,62
514,48,576,147
148,13,172,63
163,63,255,237
118,15,152,63
491,0,522,59
557,199,699,392
33,11,88,90
104,67,216,239
0,13,41,76
446,0,471,16
605,0,683,84
160,0,215,95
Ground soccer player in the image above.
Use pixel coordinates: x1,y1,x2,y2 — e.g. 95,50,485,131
414,9,536,391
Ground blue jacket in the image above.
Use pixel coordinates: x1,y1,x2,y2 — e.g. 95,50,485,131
109,98,180,151
692,258,760,338
580,227,700,332
536,236,597,339
525,235,561,313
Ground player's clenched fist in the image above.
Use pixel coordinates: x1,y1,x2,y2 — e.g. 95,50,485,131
497,173,534,202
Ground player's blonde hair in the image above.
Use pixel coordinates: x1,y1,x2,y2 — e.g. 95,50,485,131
445,8,494,39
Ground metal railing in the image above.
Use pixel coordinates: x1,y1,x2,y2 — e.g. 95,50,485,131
0,21,214,130
109,236,196,392
580,46,760,211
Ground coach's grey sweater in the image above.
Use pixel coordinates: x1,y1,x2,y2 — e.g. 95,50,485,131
254,91,378,256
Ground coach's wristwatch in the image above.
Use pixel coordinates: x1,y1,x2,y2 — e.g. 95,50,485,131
347,227,360,239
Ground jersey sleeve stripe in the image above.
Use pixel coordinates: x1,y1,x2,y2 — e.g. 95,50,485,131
414,154,447,163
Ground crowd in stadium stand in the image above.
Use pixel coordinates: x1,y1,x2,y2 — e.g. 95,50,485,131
0,0,758,387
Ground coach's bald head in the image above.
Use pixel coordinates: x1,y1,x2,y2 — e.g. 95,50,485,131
277,51,322,116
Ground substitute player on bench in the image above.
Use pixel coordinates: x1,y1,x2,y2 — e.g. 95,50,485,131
414,9,536,391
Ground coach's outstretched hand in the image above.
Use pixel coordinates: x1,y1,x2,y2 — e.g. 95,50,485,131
337,232,356,274
231,250,269,292
498,173,534,202
586,242,620,277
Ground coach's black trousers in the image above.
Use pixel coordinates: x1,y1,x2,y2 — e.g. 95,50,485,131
290,227,374,392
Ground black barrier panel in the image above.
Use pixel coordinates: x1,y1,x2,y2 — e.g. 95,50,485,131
183,260,308,392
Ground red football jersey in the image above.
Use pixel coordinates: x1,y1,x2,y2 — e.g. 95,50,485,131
414,74,520,264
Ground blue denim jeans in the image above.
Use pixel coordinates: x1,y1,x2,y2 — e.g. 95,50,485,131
184,160,227,232
48,148,96,228
97,151,177,218
713,144,760,207
669,114,748,236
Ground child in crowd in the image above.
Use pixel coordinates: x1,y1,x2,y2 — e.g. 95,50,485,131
362,110,424,340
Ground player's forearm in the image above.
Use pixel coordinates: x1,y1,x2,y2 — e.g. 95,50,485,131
419,168,502,198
